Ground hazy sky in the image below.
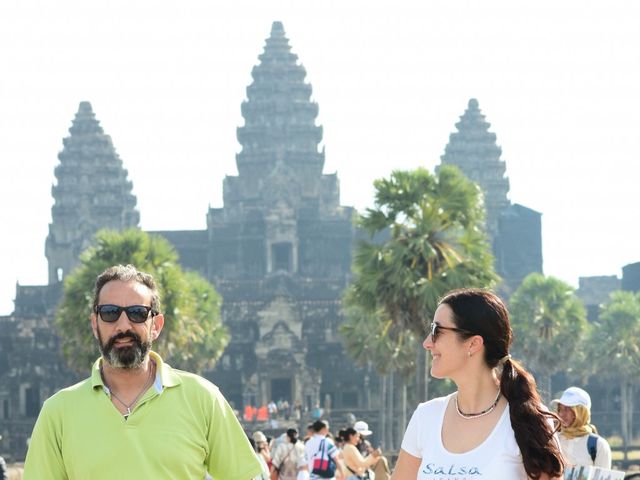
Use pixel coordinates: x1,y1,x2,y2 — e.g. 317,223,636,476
1,0,638,314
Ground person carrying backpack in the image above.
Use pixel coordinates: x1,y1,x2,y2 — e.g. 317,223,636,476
553,386,612,469
304,420,346,480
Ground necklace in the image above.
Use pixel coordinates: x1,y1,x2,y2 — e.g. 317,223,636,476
101,362,155,419
455,390,501,420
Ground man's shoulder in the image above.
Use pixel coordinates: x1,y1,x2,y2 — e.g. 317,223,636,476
38,377,93,414
167,366,220,392
47,377,93,401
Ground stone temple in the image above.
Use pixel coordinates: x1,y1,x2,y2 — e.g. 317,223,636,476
438,98,543,292
0,22,550,461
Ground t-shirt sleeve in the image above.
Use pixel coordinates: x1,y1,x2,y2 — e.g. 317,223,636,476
327,440,340,460
23,399,68,480
400,404,423,458
595,436,612,469
205,388,263,480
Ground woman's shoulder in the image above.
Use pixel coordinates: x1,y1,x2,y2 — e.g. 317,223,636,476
411,393,454,418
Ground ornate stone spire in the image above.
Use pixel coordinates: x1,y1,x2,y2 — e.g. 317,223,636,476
45,101,139,283
440,98,510,237
229,21,329,213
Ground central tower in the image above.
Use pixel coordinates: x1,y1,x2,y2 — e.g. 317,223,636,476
205,22,361,410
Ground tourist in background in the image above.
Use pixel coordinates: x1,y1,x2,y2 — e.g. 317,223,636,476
354,421,390,480
254,431,272,471
305,420,345,480
392,288,564,479
271,428,309,480
342,427,379,479
553,386,612,469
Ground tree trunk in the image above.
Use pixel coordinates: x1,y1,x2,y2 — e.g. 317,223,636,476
630,384,635,441
387,371,394,449
416,348,424,403
379,373,387,451
539,372,552,404
398,378,407,448
621,380,630,460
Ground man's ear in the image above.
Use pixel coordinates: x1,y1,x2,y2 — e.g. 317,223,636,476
151,313,164,340
91,313,99,340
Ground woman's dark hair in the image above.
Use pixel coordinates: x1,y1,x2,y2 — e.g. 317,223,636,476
286,428,299,444
342,427,358,442
439,288,564,479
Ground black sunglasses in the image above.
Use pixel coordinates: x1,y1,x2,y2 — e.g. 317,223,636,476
428,322,472,342
95,304,156,324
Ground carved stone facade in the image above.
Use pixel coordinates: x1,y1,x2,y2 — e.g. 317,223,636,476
158,22,362,409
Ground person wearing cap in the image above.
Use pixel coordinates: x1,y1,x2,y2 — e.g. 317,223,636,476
354,421,390,480
23,264,262,480
392,289,564,480
342,427,379,479
553,386,612,469
253,431,272,470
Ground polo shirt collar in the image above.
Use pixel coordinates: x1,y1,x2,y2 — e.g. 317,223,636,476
90,350,182,391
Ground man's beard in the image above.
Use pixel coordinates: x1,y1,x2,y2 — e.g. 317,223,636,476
97,327,152,369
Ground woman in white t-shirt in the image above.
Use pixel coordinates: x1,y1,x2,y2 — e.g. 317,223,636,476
392,288,565,480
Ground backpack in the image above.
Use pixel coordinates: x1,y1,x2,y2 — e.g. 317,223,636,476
311,439,336,479
587,434,598,463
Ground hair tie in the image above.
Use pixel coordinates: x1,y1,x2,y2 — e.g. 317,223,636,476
498,354,511,365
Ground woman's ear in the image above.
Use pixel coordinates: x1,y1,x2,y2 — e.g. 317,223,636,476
468,334,485,356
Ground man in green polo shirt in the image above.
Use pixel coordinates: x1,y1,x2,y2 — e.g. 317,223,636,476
24,264,263,480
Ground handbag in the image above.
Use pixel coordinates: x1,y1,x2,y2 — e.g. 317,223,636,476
311,440,336,479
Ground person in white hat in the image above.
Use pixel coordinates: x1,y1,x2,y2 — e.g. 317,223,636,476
353,421,391,480
552,386,612,469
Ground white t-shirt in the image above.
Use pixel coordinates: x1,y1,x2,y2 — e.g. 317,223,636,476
401,393,527,479
559,434,612,469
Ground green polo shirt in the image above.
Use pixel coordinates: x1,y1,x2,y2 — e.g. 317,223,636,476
24,351,262,480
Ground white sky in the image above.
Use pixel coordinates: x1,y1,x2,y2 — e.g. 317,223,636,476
0,0,639,314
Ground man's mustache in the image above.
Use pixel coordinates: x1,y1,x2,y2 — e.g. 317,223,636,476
105,331,143,349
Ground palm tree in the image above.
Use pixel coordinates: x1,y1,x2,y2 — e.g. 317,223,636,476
340,166,498,447
56,228,229,373
585,291,640,450
509,273,589,400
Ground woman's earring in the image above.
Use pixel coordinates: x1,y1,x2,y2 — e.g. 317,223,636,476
468,350,472,357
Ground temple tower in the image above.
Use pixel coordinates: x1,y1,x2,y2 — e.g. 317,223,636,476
440,98,510,238
204,22,358,410
45,102,139,283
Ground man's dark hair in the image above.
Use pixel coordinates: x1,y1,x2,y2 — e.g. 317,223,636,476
93,264,161,313
312,420,328,433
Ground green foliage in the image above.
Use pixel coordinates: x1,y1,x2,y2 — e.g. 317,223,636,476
341,166,498,374
510,273,588,378
585,291,640,380
55,228,229,374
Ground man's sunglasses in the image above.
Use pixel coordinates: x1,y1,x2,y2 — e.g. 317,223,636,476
95,304,156,324
428,322,472,342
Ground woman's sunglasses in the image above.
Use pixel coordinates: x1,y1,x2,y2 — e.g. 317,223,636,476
95,304,156,323
428,322,472,342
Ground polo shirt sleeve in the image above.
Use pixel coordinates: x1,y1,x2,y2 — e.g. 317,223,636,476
205,389,263,480
23,399,68,480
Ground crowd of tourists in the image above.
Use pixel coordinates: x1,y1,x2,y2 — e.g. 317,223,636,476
248,419,390,480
